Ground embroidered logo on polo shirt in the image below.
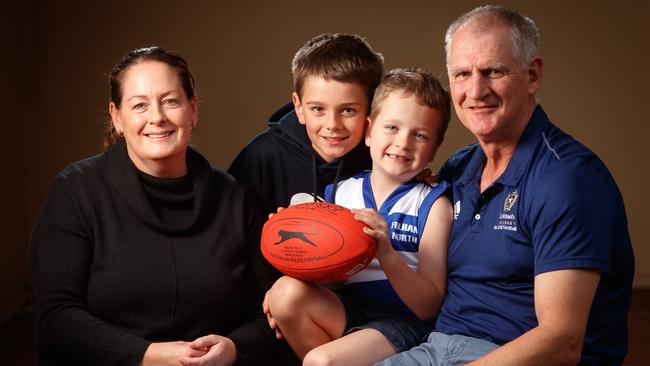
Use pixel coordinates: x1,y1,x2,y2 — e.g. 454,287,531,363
494,191,518,232
503,191,518,212
453,200,461,220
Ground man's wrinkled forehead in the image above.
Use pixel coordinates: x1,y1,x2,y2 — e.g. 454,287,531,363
448,24,514,65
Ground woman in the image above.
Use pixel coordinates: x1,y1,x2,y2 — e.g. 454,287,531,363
29,47,280,366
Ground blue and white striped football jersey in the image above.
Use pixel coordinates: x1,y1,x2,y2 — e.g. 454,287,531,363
325,171,449,309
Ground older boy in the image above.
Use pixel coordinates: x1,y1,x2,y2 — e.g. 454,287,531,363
265,68,453,366
228,33,383,215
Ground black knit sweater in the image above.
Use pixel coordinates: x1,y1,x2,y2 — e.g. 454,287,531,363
29,139,281,365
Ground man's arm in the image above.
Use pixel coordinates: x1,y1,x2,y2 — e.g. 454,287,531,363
468,268,600,366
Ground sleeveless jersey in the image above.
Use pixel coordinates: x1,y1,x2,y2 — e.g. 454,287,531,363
325,171,449,308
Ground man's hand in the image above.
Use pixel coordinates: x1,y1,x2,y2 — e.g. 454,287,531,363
415,167,438,185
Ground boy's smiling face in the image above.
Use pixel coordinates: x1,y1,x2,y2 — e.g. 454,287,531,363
293,76,369,162
366,91,441,184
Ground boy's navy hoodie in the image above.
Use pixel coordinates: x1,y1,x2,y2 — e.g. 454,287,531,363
228,103,372,215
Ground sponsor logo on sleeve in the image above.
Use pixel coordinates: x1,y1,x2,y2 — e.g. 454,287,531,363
453,200,461,220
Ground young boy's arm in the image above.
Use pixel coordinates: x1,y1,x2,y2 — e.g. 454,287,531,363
351,195,452,321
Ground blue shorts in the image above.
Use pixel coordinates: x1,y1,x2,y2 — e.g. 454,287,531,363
373,331,500,365
338,290,433,352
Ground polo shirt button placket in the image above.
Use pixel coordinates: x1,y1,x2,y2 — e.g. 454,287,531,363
470,190,491,232
470,211,482,234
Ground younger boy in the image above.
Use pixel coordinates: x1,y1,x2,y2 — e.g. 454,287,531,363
228,33,384,215
264,68,453,366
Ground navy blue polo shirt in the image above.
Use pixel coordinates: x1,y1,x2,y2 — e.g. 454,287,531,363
436,105,634,364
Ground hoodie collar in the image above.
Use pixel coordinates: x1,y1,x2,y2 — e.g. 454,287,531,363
269,102,311,151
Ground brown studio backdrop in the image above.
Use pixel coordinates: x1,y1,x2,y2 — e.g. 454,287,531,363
3,0,648,322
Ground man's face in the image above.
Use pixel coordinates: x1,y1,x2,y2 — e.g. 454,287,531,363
447,24,541,144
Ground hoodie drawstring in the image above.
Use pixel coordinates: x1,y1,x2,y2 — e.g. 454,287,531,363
312,154,318,203
329,159,344,204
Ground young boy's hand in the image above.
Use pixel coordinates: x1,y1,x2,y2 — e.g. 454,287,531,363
267,207,285,220
351,208,393,260
262,289,285,340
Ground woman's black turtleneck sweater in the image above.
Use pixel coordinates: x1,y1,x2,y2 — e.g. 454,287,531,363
139,169,194,226
29,140,280,366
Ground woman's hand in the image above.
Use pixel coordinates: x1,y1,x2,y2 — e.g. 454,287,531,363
142,341,207,366
180,335,237,366
350,208,393,260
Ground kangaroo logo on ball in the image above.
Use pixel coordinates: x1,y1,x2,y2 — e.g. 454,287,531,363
273,230,318,247
261,203,376,283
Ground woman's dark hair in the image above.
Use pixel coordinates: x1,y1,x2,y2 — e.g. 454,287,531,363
104,46,195,150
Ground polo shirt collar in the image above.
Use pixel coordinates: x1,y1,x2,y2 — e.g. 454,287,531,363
456,104,550,188
456,145,484,188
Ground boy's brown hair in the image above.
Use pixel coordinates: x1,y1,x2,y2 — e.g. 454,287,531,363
292,33,384,104
369,68,451,145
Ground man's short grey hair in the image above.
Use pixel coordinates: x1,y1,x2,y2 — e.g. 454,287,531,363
445,5,540,69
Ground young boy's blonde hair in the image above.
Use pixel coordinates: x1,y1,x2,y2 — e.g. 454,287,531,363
292,33,384,104
370,68,451,145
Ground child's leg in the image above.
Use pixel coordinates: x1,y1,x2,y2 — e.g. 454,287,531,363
266,276,347,359
303,328,396,366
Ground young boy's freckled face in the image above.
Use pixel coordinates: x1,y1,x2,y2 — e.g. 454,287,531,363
293,76,369,162
366,92,442,184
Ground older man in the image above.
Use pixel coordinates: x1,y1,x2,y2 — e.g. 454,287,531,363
376,5,634,366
